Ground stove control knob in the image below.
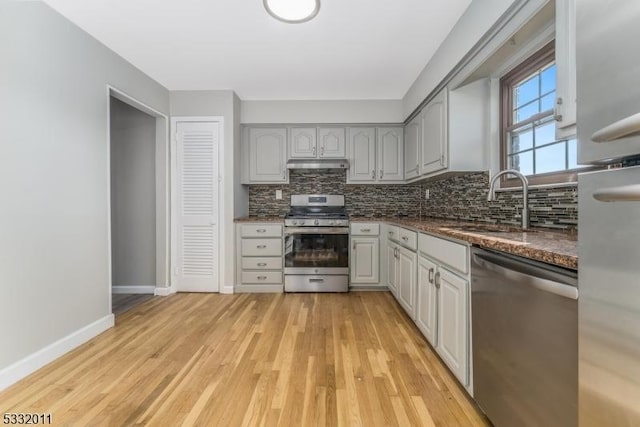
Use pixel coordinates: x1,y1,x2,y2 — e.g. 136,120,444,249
314,219,319,226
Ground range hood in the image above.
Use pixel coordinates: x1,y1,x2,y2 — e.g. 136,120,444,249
286,159,349,170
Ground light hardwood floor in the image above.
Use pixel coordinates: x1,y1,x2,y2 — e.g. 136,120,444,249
0,292,489,426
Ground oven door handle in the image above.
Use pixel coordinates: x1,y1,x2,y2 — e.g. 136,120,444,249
284,227,349,235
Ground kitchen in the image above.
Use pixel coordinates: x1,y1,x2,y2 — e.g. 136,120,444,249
1,0,638,426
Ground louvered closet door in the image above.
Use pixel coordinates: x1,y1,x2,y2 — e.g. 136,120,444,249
176,121,220,292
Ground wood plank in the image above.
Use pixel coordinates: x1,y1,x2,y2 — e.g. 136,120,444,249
0,292,489,426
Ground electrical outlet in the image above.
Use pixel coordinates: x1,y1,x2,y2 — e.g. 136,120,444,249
275,190,282,200
425,189,430,199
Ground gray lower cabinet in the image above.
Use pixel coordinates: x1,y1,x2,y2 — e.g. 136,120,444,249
236,223,284,292
349,221,382,289
416,254,438,346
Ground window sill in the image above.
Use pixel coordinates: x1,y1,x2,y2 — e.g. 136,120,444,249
494,180,577,193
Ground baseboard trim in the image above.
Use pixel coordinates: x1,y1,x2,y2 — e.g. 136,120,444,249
0,314,115,392
154,286,175,296
220,284,234,294
112,285,156,294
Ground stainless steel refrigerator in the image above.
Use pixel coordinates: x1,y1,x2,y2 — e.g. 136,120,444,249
577,1,640,426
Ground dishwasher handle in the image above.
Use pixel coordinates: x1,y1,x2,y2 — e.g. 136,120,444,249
472,249,578,300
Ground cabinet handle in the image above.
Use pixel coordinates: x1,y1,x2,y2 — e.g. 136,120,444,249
257,275,267,280
402,236,408,241
257,262,267,267
428,268,434,284
361,228,371,232
388,231,393,237
434,271,441,289
416,163,419,171
257,245,267,249
256,229,267,233
353,242,356,250
313,146,317,156
320,146,325,157
380,170,383,179
371,170,375,179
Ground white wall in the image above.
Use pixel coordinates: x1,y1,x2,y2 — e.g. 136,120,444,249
0,1,169,373
402,0,519,118
110,97,156,288
241,100,404,124
170,90,245,293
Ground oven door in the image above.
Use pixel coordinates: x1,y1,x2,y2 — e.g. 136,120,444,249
284,227,349,275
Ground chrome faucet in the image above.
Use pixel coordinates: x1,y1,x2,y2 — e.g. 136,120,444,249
487,169,529,231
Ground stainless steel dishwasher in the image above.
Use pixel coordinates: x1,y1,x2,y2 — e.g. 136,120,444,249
471,247,578,427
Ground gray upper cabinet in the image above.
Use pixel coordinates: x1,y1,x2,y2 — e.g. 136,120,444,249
289,127,317,158
404,115,421,180
347,127,377,182
377,127,404,182
248,127,288,183
420,88,448,176
318,127,346,158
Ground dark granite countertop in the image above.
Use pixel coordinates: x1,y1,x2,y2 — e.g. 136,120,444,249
351,217,578,270
234,216,284,223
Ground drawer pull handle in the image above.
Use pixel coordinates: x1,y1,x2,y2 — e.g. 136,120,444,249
257,245,267,249
256,229,267,233
361,228,371,232
257,263,267,267
428,268,434,284
402,236,408,241
309,278,325,283
257,276,267,280
388,231,394,236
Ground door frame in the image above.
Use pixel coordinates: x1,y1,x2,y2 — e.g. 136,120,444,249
106,85,171,315
170,116,225,293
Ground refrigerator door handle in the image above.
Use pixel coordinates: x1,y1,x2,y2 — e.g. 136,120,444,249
593,184,640,202
592,111,640,142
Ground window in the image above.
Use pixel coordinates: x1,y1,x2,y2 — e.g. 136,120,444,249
500,42,582,186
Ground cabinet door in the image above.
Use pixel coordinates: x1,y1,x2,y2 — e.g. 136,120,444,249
249,128,288,182
436,267,469,385
289,127,317,158
318,127,346,158
420,89,448,176
417,256,438,346
404,116,421,180
377,127,404,182
348,127,377,182
350,237,380,284
555,0,577,138
387,242,398,296
397,246,417,319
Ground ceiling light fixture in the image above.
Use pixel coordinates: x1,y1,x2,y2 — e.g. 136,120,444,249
264,0,320,24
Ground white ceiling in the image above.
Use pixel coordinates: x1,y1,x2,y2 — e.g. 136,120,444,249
42,0,472,100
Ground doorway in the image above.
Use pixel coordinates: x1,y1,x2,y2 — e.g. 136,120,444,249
107,88,170,315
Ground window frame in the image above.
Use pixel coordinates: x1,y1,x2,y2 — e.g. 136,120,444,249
499,41,583,187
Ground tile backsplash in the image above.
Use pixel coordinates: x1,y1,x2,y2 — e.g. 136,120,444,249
248,170,578,230
249,170,423,218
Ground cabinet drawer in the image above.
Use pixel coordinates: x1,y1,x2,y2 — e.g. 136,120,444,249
386,225,400,242
241,238,282,257
350,223,380,236
397,228,418,251
241,271,282,284
418,233,469,274
241,257,282,270
240,224,282,238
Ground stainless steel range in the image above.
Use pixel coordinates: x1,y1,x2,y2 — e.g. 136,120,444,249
284,195,349,292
